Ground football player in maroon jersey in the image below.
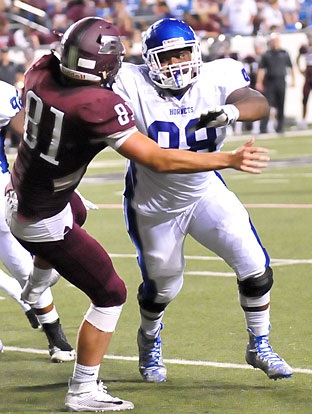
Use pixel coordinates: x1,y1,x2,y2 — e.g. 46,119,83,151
5,17,269,412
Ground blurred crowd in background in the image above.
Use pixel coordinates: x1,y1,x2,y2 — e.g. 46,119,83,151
1,0,312,146
1,0,312,63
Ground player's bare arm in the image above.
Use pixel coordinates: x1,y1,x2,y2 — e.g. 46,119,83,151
9,107,25,136
189,87,269,132
226,87,269,121
118,132,269,174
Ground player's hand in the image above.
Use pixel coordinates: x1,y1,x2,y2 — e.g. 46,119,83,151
189,104,240,131
230,138,270,174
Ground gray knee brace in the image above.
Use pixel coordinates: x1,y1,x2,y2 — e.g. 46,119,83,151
238,266,273,297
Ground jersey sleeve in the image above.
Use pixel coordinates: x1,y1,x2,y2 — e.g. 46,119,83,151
76,87,136,144
208,58,251,99
113,62,144,112
0,81,22,128
113,64,132,102
104,126,138,150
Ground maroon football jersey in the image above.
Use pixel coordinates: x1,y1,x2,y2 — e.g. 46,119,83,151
11,53,135,220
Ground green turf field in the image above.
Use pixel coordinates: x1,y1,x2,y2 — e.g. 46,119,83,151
1,132,312,413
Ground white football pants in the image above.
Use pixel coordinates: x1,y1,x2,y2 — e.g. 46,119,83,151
0,171,52,307
128,174,268,304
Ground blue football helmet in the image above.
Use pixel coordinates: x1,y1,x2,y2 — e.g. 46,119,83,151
142,18,202,90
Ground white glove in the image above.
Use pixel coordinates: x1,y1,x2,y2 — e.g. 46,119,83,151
190,104,240,131
74,189,99,210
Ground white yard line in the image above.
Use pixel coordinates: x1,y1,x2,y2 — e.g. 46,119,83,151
244,203,312,208
108,253,312,268
97,203,312,209
3,346,311,375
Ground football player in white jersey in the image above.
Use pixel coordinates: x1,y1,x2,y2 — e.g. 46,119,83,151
0,268,40,329
113,18,293,382
0,80,75,362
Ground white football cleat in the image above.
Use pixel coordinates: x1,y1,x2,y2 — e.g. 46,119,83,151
246,327,293,380
50,346,76,363
65,378,134,412
137,324,167,382
43,318,75,363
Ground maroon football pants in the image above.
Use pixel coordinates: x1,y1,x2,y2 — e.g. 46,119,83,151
16,192,127,307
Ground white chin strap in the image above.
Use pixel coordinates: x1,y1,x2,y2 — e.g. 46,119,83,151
150,61,197,90
60,64,101,82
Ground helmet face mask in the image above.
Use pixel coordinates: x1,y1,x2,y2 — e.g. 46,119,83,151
60,17,125,86
142,18,202,90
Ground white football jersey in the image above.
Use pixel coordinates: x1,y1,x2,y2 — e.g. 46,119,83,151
0,81,21,128
114,58,250,216
0,81,22,175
